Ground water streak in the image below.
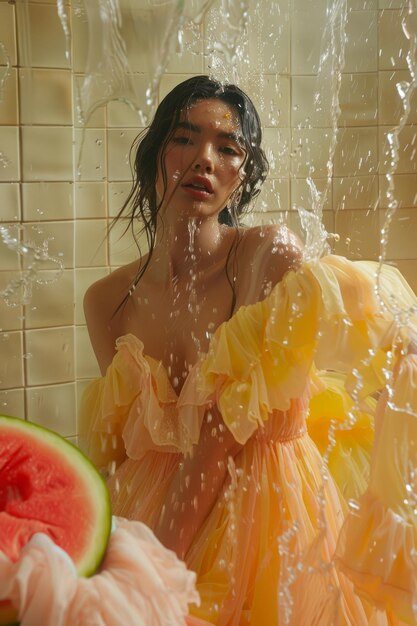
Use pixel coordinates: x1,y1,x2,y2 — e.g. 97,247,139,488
0,225,64,307
57,0,72,62
378,1,417,323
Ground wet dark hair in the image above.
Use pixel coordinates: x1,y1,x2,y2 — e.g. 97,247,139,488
113,75,269,311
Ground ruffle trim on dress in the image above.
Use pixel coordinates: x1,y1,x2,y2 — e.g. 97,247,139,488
0,517,205,626
84,335,207,459
336,490,417,625
197,256,412,446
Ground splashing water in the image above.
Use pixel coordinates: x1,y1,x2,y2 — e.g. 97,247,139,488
0,225,64,307
57,0,72,62
377,1,417,324
0,41,11,104
306,0,348,240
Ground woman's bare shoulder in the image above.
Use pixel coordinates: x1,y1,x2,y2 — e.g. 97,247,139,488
241,223,303,285
83,261,139,375
84,262,138,316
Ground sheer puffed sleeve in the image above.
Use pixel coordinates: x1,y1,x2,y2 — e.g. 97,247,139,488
197,255,406,445
79,334,203,470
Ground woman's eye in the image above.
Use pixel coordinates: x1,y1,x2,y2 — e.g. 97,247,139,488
172,136,192,145
220,146,239,155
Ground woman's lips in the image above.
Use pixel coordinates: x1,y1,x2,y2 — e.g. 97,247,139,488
182,185,212,200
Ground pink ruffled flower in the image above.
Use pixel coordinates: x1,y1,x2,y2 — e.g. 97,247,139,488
0,517,207,626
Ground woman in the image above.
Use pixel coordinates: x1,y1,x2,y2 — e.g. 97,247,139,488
81,76,417,625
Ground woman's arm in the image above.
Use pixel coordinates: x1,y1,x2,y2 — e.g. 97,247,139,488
154,407,242,560
83,271,127,375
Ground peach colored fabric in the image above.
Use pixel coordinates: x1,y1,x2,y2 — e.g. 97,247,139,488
80,255,417,625
0,518,205,626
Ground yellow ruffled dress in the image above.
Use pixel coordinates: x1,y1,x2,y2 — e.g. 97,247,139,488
80,255,417,626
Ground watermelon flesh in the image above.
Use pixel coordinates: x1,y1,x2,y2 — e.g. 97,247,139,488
0,415,111,577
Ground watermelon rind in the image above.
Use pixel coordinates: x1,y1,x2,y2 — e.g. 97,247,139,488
0,414,112,579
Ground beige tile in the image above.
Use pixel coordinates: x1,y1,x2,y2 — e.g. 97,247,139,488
333,175,379,210
75,267,109,325
391,260,417,294
159,73,193,103
26,382,76,437
291,178,333,212
0,388,25,420
0,271,23,331
76,325,101,379
73,74,106,128
255,178,290,213
25,326,75,386
291,128,333,178
291,3,327,74
109,219,143,267
21,127,73,182
243,209,335,247
291,75,331,128
107,129,139,181
118,4,197,76
19,68,72,126
378,9,409,70
0,182,21,221
75,219,108,268
247,1,290,74
378,70,417,126
381,208,417,260
0,223,20,271
71,9,89,74
108,181,132,218
344,10,378,73
17,3,69,69
349,0,377,7
0,68,18,125
75,129,106,181
22,182,74,221
334,208,380,260
24,269,74,329
334,127,378,176
379,174,417,208
21,221,74,270
0,3,16,66
107,99,146,128
379,125,417,174
165,23,204,74
75,182,106,218
0,127,20,182
339,73,378,127
249,75,290,129
116,6,150,73
76,378,95,434
0,331,23,390
263,127,290,178
242,210,288,228
379,0,408,6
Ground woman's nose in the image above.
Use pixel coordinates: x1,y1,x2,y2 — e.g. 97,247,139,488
192,143,214,172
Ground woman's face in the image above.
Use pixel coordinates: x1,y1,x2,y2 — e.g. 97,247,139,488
156,99,246,220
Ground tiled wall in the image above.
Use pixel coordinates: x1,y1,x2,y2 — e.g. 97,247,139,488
0,0,416,438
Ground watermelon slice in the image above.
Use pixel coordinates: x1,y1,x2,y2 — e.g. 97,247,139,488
0,414,112,624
